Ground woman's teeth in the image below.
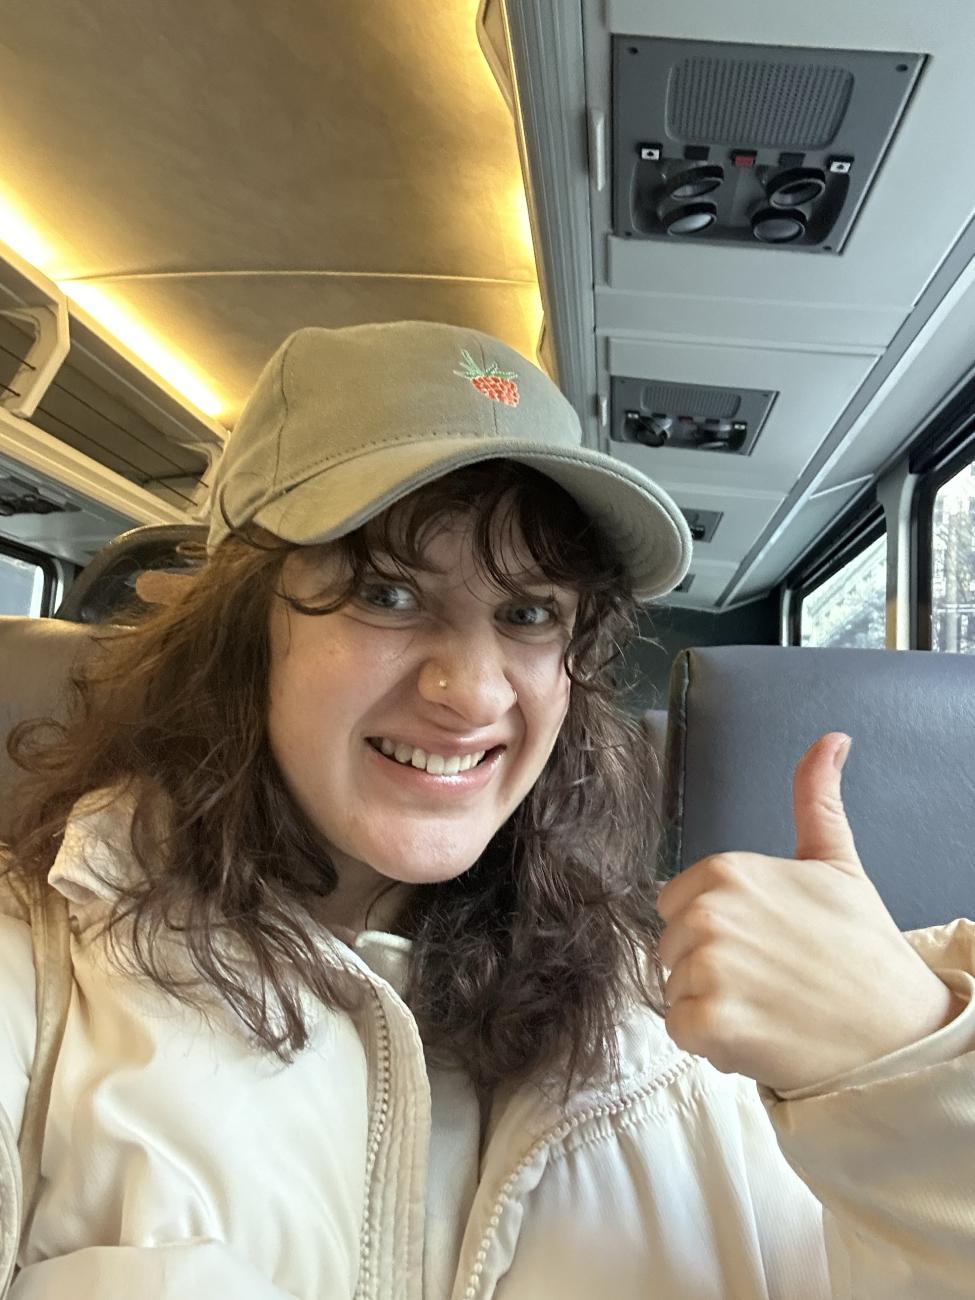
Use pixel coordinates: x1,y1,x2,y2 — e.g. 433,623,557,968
372,738,487,774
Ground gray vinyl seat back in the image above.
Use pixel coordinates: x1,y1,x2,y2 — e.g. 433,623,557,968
662,645,975,932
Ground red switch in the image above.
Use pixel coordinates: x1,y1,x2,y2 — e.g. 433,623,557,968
731,150,757,168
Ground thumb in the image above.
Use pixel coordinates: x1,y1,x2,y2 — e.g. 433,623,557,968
793,732,861,867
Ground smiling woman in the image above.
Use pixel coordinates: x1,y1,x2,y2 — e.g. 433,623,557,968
267,488,581,927
7,320,972,1300
7,448,670,1090
0,321,698,1296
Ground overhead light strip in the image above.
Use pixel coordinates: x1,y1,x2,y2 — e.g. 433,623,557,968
0,193,224,420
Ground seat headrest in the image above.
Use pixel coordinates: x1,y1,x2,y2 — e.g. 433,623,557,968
663,645,975,931
55,523,206,623
0,617,97,844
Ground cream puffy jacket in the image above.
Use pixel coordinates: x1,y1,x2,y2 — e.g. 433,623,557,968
1,793,975,1299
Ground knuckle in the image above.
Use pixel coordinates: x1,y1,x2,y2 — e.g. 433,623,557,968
667,1000,728,1066
686,903,725,942
813,792,845,821
688,945,723,985
705,852,744,882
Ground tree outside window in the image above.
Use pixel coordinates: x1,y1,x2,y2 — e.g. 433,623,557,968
932,460,975,653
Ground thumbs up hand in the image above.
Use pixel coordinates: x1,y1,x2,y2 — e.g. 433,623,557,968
654,733,966,1094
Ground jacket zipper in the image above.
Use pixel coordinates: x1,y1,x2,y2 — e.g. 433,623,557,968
355,986,392,1300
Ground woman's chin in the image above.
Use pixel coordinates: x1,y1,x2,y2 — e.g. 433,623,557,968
368,852,481,888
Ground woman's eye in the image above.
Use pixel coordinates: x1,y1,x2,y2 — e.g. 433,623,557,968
358,582,418,612
503,603,557,628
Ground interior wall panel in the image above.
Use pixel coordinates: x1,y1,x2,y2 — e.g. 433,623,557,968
605,336,880,491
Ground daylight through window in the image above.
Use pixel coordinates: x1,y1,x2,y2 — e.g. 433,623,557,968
931,459,975,653
800,533,887,648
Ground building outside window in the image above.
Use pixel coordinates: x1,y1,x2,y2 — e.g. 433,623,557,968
800,532,887,648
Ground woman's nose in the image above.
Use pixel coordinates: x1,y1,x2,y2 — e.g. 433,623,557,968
418,648,518,723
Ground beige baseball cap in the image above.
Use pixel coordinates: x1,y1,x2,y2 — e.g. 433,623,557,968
207,321,692,600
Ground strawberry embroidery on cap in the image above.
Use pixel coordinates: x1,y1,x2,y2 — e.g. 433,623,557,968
455,349,520,406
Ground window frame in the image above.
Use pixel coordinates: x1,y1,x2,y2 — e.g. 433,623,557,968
776,365,975,653
909,378,975,651
0,537,60,617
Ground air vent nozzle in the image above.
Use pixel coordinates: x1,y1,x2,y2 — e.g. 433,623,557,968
680,508,722,543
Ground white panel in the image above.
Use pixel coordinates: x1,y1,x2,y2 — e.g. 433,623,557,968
813,260,975,489
590,0,975,340
605,0,965,50
725,483,869,604
605,337,880,491
673,490,783,559
719,248,975,602
595,288,905,352
662,566,737,609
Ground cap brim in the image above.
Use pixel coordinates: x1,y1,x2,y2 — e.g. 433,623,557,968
237,437,692,601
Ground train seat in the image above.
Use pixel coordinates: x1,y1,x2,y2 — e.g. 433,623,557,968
662,645,975,931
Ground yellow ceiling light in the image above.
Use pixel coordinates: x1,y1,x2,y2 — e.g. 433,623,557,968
0,190,224,420
505,180,544,357
60,281,224,419
0,192,60,273
509,179,537,264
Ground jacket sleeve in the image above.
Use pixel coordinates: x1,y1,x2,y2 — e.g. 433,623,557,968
757,916,975,1300
0,914,36,1138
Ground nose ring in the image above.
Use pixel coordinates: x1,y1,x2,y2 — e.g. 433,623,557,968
438,677,449,690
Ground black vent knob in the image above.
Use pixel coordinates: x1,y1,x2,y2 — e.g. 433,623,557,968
751,207,807,243
766,167,827,208
665,164,724,199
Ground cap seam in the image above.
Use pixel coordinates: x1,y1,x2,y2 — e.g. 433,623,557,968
271,334,300,490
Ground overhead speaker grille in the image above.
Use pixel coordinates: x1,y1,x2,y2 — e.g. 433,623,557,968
611,376,775,456
613,38,923,253
667,59,853,149
642,382,740,419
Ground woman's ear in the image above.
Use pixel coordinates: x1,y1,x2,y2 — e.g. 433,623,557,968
135,569,196,606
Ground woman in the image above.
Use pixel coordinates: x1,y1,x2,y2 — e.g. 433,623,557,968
0,321,973,1299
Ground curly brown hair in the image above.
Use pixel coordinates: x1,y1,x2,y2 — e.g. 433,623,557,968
7,460,668,1099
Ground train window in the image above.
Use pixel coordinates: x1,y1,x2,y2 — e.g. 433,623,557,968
0,543,57,616
930,458,975,653
800,532,887,648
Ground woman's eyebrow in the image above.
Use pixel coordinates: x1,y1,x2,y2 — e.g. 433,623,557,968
365,553,444,577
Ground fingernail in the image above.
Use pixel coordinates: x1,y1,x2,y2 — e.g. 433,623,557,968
833,735,852,770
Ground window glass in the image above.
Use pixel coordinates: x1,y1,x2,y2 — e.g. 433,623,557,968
931,459,975,653
800,533,887,648
0,549,47,616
